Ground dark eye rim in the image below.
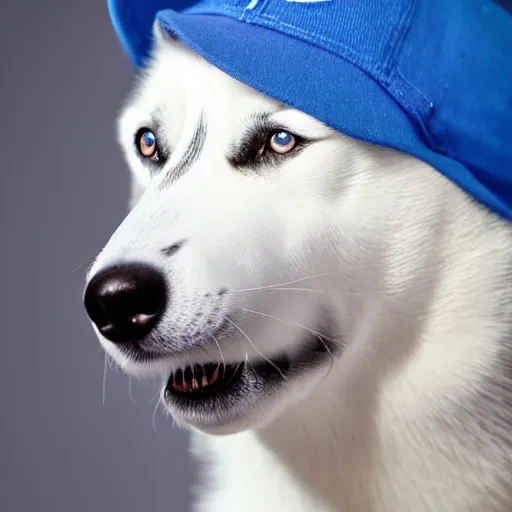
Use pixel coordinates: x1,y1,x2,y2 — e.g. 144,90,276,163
228,124,310,170
135,127,160,161
264,129,299,154
259,128,305,158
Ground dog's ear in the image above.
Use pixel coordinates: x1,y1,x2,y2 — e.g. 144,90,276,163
151,20,176,52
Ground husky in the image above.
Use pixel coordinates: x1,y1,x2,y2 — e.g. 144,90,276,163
83,26,512,512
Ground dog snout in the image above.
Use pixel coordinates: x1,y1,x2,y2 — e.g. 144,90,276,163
83,263,167,345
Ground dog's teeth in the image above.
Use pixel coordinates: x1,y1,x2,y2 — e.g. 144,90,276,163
169,361,243,394
210,364,220,385
194,364,204,381
204,363,216,382
171,380,185,393
184,366,194,385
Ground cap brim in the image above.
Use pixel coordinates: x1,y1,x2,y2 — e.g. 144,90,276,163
108,1,512,220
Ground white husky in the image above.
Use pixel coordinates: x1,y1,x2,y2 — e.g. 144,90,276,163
84,26,512,512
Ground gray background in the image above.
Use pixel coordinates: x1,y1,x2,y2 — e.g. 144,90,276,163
0,1,193,511
2,1,512,512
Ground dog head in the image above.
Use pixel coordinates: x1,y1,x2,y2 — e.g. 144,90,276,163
84,27,470,435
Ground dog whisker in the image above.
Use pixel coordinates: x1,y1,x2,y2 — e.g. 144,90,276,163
225,267,378,292
225,317,286,380
245,356,260,379
240,308,342,346
242,308,337,378
149,387,161,403
211,333,226,367
223,266,379,294
240,307,338,383
227,286,331,298
128,376,141,406
224,248,489,298
227,285,380,299
102,354,109,406
318,335,335,382
73,255,97,276
272,287,379,298
229,271,343,291
152,394,164,439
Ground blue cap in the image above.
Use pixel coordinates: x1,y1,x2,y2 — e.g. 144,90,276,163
107,0,512,221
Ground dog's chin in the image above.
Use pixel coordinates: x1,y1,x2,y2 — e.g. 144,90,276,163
160,332,336,435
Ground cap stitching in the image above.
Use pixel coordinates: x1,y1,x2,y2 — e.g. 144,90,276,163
381,0,416,76
256,13,378,70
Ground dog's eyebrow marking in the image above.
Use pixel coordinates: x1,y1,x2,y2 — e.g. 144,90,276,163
161,240,186,257
250,106,289,123
159,116,207,189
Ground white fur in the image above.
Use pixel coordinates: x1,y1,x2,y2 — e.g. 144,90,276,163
88,28,512,511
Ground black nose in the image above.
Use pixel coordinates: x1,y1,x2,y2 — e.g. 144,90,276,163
83,263,167,344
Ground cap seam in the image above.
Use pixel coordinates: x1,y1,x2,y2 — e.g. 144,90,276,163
381,0,416,76
387,71,437,151
239,0,269,21
255,13,379,72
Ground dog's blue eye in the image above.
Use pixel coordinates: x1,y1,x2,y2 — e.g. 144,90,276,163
269,130,296,154
274,131,291,145
143,131,155,148
137,129,157,158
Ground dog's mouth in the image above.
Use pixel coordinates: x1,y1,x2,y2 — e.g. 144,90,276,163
166,361,245,398
163,331,336,431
